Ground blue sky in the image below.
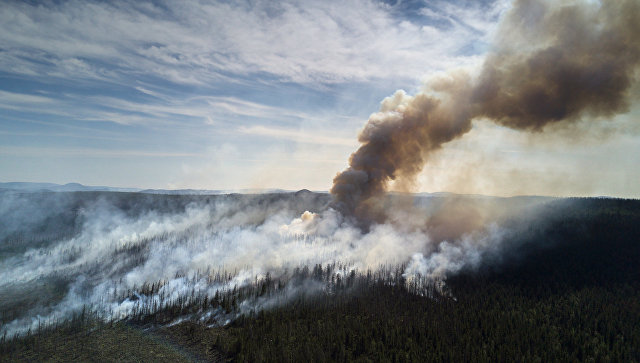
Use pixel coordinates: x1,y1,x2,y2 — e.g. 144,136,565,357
1,0,639,196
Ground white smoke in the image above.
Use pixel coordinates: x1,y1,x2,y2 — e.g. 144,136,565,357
0,192,529,337
404,223,509,280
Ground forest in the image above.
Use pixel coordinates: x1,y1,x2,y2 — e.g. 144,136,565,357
0,191,639,362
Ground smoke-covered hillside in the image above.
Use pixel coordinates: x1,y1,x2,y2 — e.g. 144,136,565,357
1,191,639,361
0,189,558,336
2,0,639,360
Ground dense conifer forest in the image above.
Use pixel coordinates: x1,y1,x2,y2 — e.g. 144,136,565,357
1,194,639,362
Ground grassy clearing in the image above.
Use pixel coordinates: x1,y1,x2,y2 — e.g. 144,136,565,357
0,318,192,362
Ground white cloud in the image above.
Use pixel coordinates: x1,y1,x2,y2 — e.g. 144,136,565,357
0,90,55,105
0,0,494,85
0,87,328,128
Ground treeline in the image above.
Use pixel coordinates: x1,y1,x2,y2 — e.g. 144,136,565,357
172,198,640,362
1,197,639,362
113,262,447,327
207,280,639,362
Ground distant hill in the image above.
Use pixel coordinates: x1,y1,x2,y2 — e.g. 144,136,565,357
1,182,564,199
0,182,298,195
0,182,141,193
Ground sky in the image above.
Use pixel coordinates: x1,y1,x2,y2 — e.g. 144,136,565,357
1,0,639,197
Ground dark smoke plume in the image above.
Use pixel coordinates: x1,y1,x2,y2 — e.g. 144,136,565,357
331,0,640,220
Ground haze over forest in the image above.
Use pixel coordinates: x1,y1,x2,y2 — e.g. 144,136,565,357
1,0,639,361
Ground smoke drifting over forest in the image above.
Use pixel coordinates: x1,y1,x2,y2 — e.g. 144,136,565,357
331,0,640,220
0,190,557,337
2,0,639,339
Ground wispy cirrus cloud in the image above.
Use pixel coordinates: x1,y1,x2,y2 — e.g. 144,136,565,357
0,86,358,132
0,90,55,107
0,0,497,86
0,0,525,191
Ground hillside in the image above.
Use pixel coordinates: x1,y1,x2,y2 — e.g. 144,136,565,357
1,195,639,362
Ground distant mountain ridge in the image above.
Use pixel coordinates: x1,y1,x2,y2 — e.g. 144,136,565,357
1,182,616,199
0,182,299,195
0,182,141,193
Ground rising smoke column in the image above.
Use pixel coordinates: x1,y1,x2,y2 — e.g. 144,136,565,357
474,0,640,129
331,0,640,219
